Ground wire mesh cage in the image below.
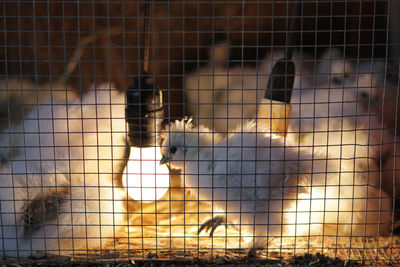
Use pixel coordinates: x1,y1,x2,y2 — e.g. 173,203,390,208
0,0,399,265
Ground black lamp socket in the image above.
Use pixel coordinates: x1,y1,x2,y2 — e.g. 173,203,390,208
126,76,163,147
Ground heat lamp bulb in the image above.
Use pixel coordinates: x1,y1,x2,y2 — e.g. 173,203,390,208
122,146,170,202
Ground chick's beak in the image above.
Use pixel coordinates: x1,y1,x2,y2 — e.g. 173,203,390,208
160,155,170,165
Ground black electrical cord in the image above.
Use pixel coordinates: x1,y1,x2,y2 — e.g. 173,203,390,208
285,0,302,61
141,1,149,74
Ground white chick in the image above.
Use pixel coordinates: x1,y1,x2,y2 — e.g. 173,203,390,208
160,119,307,247
288,51,399,203
185,45,260,133
160,119,394,250
352,60,400,201
184,45,315,133
0,83,127,257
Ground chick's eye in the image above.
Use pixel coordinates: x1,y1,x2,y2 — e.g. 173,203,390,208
332,76,343,85
169,146,177,154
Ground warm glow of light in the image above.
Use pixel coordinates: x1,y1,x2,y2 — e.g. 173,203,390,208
122,146,170,202
242,236,253,244
289,193,312,236
286,190,327,237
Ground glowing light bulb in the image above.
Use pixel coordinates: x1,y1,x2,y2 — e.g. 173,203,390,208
122,146,169,202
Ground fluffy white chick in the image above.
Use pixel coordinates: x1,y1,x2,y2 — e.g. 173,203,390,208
160,119,307,247
160,119,394,250
352,60,400,201
0,84,127,257
185,45,315,133
287,51,398,203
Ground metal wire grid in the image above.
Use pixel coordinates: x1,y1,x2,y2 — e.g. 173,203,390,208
0,0,399,264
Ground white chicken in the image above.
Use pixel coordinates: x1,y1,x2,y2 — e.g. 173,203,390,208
0,82,128,257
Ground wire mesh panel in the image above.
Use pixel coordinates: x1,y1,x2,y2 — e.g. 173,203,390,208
0,0,399,265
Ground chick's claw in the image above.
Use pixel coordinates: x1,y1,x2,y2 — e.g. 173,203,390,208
198,215,226,236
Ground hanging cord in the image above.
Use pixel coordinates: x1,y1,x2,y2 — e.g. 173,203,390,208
265,0,302,103
126,0,164,147
142,1,151,74
284,0,302,62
